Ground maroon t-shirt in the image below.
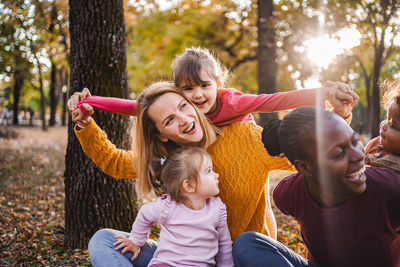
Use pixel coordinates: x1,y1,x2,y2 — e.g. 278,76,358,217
273,166,400,267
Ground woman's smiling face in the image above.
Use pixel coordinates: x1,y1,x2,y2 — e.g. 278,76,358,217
148,92,204,145
306,117,366,200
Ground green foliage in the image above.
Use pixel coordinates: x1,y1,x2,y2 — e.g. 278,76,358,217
0,0,69,113
125,0,259,93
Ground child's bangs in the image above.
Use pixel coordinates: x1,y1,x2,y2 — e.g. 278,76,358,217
176,60,204,87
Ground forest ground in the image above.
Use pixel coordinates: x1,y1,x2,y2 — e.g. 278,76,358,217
0,125,305,266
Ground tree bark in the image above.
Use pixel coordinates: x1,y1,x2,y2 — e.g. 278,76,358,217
65,0,137,249
49,3,60,126
257,0,277,126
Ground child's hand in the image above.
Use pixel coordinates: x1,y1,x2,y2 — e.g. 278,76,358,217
68,88,94,128
71,104,94,128
114,235,141,262
68,87,91,111
324,81,359,119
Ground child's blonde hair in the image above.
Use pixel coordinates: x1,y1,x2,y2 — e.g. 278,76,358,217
381,78,400,109
135,81,218,196
172,47,229,88
160,147,210,202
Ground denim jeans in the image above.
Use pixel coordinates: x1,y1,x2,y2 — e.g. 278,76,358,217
88,228,158,267
232,232,318,267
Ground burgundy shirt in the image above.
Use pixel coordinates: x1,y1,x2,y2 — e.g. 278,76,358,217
273,167,400,267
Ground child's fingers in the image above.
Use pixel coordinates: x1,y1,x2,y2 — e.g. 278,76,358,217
81,87,92,100
336,90,353,103
67,96,79,112
336,81,352,93
131,249,140,261
71,109,84,123
121,246,129,254
83,104,94,116
113,235,125,244
348,90,359,106
114,243,126,251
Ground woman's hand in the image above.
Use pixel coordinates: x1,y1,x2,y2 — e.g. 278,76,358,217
68,88,94,128
114,235,141,262
324,81,359,119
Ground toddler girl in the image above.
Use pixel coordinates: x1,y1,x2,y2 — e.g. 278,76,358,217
72,47,357,127
113,146,233,267
365,78,400,173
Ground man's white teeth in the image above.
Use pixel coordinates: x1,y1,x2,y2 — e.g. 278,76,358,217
183,122,195,133
346,166,366,177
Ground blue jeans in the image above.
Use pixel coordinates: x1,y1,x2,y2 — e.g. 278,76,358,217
88,228,158,267
232,232,318,267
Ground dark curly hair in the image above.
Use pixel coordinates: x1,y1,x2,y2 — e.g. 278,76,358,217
262,107,337,165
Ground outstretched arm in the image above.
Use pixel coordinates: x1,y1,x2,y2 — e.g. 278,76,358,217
228,82,356,113
78,96,137,116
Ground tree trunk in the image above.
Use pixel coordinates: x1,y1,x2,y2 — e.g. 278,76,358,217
370,31,386,138
65,0,137,249
61,69,69,127
49,62,60,126
38,65,47,131
257,0,277,126
12,70,23,125
365,76,372,138
30,49,47,131
49,3,60,127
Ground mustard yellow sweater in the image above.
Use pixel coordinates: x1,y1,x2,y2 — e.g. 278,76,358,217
75,119,294,240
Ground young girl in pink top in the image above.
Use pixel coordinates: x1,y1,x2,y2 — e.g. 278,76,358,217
113,146,233,267
71,47,357,127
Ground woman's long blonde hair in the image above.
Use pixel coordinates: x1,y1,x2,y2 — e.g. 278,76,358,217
135,81,218,196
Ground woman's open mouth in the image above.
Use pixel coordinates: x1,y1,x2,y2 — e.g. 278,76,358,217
183,122,196,134
345,166,366,184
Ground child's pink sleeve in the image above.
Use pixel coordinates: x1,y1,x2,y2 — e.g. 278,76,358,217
215,197,234,267
225,88,326,115
78,96,137,116
128,199,162,246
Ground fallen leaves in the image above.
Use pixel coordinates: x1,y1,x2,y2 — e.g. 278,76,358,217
0,126,90,266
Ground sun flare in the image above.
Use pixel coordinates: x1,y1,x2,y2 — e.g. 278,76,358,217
303,27,361,69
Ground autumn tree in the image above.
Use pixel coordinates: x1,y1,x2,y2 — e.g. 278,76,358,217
257,0,277,125
65,0,137,248
1,1,33,125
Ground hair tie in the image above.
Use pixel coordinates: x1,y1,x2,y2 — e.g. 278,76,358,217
160,156,167,166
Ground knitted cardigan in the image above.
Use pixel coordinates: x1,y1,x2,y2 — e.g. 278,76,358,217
75,119,294,240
